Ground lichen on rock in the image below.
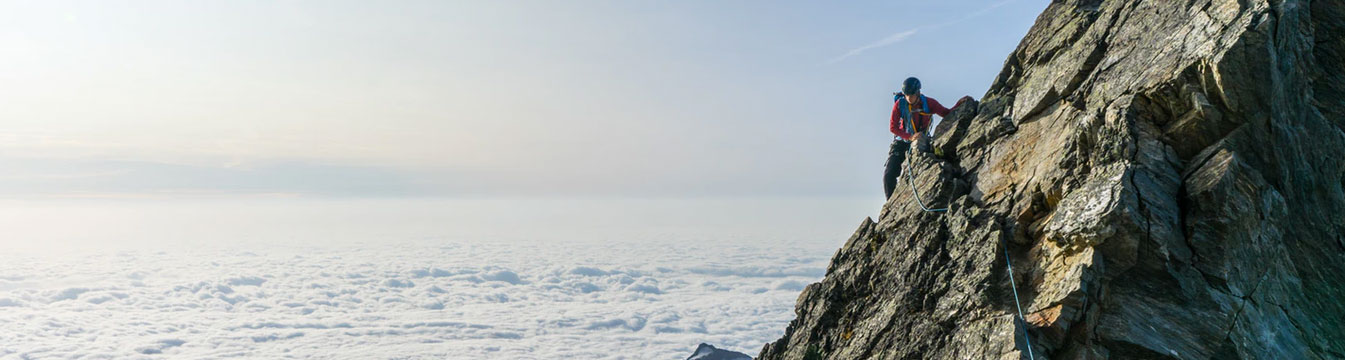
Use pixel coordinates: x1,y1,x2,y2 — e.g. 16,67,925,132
758,0,1345,358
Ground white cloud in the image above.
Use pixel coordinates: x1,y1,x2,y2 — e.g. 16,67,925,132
0,239,833,358
829,29,920,64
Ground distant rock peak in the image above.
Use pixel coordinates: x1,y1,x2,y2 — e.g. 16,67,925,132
688,343,752,360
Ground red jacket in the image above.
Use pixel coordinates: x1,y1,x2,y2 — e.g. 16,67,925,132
890,95,954,140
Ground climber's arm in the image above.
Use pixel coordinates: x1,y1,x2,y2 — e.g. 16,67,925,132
890,102,903,136
928,97,953,117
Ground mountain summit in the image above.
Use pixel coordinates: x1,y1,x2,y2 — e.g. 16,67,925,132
687,343,752,360
759,0,1344,358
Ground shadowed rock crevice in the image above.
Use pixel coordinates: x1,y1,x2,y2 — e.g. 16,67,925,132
759,0,1344,359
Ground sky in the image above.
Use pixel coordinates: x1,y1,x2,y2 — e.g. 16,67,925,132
0,1,1046,198
1,3,1050,357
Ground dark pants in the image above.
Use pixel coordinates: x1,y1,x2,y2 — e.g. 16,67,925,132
884,140,911,199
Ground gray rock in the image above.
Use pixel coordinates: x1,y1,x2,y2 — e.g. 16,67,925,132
759,0,1345,359
687,343,752,360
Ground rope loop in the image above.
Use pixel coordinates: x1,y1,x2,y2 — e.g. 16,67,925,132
901,150,1034,358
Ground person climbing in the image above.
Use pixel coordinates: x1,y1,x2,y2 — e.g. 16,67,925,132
883,77,973,199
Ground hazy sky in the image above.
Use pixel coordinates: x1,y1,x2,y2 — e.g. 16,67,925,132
1,1,1044,198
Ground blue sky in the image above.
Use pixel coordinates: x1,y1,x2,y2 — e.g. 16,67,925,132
0,1,1045,198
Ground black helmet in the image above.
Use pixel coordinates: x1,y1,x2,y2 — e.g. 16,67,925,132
902,77,921,95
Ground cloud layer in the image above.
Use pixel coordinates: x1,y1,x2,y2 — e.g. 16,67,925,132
0,238,835,359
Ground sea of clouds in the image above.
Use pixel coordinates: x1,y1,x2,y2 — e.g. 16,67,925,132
0,198,872,359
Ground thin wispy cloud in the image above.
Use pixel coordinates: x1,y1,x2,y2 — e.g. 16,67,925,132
827,0,1020,64
827,29,919,64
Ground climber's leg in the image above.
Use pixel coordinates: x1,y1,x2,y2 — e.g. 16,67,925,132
883,140,910,199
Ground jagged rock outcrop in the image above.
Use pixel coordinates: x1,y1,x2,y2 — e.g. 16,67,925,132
686,343,752,360
760,0,1344,359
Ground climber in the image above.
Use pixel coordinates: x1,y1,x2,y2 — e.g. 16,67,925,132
883,77,973,199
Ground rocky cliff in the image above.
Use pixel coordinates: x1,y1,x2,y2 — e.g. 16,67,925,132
687,343,753,360
759,0,1344,358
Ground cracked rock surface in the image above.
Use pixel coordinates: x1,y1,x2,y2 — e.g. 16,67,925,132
758,0,1344,358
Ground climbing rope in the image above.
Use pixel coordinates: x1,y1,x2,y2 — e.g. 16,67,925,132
901,148,948,213
901,147,1036,359
1002,241,1036,359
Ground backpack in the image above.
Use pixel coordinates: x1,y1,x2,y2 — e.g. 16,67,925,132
896,94,931,134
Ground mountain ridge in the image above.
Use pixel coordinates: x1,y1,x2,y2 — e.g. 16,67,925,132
758,0,1345,358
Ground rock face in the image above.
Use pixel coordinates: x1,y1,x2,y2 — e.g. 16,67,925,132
759,0,1344,359
686,343,752,360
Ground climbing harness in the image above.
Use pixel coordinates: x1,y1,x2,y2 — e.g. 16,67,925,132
897,94,933,137
900,150,1036,359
